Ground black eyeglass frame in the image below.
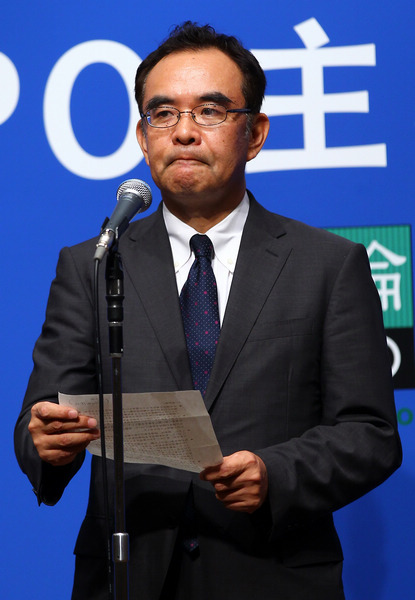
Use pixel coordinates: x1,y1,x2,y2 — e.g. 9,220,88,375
140,103,253,128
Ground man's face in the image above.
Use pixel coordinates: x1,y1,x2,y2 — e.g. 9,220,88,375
136,48,267,215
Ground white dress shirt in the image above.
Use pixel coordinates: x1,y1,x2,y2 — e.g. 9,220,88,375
163,192,249,325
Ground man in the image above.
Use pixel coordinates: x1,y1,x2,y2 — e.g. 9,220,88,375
15,22,401,600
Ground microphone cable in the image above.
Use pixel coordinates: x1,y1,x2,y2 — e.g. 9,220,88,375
93,255,114,600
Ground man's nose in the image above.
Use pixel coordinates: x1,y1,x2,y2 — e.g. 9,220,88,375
174,112,200,144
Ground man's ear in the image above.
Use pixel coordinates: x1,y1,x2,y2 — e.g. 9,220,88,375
136,120,150,166
246,113,270,162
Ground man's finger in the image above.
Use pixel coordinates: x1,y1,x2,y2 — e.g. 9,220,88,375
32,402,79,421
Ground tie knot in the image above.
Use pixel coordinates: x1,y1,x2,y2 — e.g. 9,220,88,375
190,234,214,260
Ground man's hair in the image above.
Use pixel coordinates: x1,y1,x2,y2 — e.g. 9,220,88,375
134,22,266,115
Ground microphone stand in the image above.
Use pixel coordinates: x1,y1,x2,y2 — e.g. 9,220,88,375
105,246,129,600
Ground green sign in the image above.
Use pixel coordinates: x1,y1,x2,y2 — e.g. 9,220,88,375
327,225,413,329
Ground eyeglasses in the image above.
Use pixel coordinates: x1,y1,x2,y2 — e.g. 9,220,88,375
141,103,252,128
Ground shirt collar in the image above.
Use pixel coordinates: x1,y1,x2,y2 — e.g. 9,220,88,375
163,192,250,274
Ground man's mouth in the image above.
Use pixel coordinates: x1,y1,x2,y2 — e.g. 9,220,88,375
169,155,205,165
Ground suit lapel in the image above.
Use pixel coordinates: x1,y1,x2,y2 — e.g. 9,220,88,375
117,198,292,409
120,205,193,390
205,197,292,411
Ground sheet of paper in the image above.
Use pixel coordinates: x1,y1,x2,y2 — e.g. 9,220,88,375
59,390,223,473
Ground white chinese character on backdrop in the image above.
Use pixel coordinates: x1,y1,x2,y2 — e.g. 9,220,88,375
367,240,407,312
248,18,386,173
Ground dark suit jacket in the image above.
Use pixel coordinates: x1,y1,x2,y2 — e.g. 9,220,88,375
15,195,401,600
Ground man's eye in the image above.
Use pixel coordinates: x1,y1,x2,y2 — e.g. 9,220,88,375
200,106,220,117
152,108,176,121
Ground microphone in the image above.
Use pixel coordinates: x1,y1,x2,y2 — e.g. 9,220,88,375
94,179,152,261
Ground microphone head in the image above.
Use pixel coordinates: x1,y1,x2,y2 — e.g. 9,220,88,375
94,179,153,261
116,178,152,211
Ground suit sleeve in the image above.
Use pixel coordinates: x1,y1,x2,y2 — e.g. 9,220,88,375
14,245,97,505
255,243,402,538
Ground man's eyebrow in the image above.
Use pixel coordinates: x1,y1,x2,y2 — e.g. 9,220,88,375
144,95,174,112
144,92,235,113
199,92,234,106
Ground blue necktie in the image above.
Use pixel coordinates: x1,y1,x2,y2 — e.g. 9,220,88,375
179,235,221,555
180,234,221,397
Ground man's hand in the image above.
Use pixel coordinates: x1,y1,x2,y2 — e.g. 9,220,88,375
200,450,268,513
28,401,100,467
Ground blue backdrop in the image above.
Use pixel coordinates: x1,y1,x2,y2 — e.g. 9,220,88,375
2,2,414,598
